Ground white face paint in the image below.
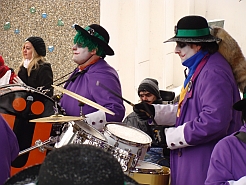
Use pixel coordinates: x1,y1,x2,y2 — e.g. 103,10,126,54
174,42,199,63
72,43,92,65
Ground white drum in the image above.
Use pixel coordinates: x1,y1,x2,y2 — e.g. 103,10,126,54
130,160,170,185
103,123,152,162
55,120,107,148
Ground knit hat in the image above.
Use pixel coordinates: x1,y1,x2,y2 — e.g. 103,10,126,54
26,37,46,56
164,15,220,43
138,78,161,100
74,24,114,55
38,144,125,185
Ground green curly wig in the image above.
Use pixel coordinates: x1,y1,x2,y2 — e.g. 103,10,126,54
74,30,105,57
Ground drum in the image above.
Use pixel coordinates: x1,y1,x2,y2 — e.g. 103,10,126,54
55,120,107,148
0,84,61,176
103,123,152,164
129,160,170,185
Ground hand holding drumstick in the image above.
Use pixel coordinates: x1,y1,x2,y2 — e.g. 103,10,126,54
96,81,156,123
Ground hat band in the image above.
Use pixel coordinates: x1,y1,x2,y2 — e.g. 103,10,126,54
85,26,107,43
176,28,210,37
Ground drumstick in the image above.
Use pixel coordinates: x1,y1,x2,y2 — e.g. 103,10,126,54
96,81,158,125
96,81,135,106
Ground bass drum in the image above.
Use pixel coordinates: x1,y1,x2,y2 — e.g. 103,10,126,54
0,84,62,176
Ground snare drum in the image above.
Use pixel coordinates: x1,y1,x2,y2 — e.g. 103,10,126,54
104,123,152,162
129,160,170,185
55,120,107,148
0,84,61,176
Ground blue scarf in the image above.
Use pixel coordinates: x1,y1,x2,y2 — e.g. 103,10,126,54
182,50,208,87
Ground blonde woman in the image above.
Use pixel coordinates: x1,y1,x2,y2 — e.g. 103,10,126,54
17,37,53,97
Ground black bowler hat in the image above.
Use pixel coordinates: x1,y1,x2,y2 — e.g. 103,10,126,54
164,15,220,43
26,37,46,56
75,24,114,56
233,87,246,111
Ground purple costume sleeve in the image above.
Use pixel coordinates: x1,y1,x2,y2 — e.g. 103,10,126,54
205,126,246,185
0,115,19,184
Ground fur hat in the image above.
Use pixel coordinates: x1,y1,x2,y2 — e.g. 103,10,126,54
138,78,161,100
26,37,46,56
75,24,114,56
210,26,246,93
164,15,220,43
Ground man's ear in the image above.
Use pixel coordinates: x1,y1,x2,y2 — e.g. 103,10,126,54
91,49,97,55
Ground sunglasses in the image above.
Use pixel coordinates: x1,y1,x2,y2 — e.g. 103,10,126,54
176,42,187,48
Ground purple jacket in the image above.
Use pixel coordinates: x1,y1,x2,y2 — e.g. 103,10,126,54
60,59,125,122
170,52,242,185
0,115,19,184
205,125,246,185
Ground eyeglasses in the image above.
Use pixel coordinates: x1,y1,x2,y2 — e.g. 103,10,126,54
176,42,187,48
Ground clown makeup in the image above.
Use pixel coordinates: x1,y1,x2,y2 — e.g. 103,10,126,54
72,43,94,65
175,42,200,63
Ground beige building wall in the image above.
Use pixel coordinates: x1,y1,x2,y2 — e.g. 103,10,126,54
100,0,246,116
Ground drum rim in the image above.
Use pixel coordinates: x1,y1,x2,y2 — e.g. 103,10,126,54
0,84,54,100
104,122,152,146
130,160,164,174
74,120,107,142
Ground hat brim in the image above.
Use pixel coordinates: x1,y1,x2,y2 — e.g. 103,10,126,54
163,34,220,43
75,25,114,56
233,99,246,111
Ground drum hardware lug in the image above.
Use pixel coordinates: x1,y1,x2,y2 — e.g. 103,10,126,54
114,140,119,148
72,123,81,132
35,139,46,153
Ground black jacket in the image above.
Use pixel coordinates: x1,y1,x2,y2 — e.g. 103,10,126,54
18,61,53,97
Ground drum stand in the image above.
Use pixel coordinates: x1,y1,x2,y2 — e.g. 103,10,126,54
67,102,86,145
18,136,58,156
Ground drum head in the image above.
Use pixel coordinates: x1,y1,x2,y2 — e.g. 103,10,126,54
74,120,107,142
4,164,40,185
105,123,152,144
133,160,163,174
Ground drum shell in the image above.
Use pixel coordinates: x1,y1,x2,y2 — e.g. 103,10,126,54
55,120,107,148
129,160,170,185
103,123,152,160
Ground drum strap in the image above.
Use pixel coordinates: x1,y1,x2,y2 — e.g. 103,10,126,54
235,131,246,143
63,69,88,89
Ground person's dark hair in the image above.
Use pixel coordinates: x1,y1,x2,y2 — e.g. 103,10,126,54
191,41,219,54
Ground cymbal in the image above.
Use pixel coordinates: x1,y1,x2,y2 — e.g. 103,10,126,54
29,114,83,123
52,85,115,115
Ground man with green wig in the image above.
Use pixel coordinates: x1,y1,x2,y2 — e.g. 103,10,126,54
60,24,125,131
